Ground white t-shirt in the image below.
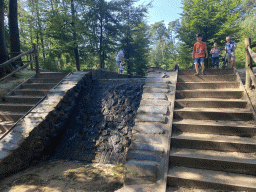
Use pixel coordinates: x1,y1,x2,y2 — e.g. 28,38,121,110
116,50,124,62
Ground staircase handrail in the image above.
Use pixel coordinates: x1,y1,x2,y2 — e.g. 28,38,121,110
245,38,256,89
0,44,39,82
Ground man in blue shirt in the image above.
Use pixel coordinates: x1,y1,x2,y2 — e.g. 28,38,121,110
225,36,237,68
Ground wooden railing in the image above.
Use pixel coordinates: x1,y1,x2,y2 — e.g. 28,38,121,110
0,44,39,83
245,38,256,89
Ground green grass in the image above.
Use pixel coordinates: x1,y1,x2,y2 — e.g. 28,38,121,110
0,68,35,98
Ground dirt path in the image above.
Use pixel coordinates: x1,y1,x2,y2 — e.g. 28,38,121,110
0,160,124,192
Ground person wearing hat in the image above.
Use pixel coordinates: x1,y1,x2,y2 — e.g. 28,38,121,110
192,33,208,76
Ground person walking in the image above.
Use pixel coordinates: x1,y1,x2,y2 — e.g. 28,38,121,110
116,49,124,74
192,33,208,76
175,62,179,71
225,36,237,68
210,42,221,69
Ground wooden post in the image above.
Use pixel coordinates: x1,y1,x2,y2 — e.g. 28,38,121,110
30,52,33,70
33,44,39,74
245,38,252,90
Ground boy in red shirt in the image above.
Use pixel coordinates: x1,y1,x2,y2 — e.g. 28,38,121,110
192,33,208,75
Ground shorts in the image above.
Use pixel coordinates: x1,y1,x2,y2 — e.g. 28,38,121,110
116,61,121,68
226,52,235,62
194,57,205,64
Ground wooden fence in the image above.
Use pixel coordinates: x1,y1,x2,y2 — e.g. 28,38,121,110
245,38,256,89
0,44,39,83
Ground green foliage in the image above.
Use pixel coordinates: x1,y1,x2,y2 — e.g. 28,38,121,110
149,20,177,70
235,14,256,68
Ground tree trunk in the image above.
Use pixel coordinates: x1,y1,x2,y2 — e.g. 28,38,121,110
0,0,8,64
71,0,80,71
9,0,22,66
99,17,103,69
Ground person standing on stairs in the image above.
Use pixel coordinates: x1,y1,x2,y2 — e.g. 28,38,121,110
192,33,208,76
116,49,124,74
225,36,237,68
210,42,221,69
175,62,179,71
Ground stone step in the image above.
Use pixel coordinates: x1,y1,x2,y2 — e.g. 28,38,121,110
167,166,256,191
178,68,234,75
171,132,256,153
137,106,168,115
143,83,169,89
177,74,237,83
98,78,145,84
140,100,171,106
166,187,221,192
20,83,56,90
35,72,68,78
27,78,63,84
173,107,254,121
3,95,43,104
172,119,256,137
143,87,169,93
0,112,24,121
175,98,248,108
175,89,244,99
0,103,34,113
135,114,167,123
0,121,14,134
176,82,240,90
12,89,49,96
170,147,256,175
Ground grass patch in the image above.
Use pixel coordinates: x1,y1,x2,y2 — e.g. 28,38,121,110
0,68,35,98
12,174,43,186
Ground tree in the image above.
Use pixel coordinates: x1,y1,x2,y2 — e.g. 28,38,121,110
83,0,119,69
130,19,151,76
9,0,22,65
150,21,177,70
0,0,8,64
177,0,241,68
71,0,80,71
119,0,149,74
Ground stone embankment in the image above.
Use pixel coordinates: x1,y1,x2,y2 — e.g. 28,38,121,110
0,72,90,179
53,78,145,164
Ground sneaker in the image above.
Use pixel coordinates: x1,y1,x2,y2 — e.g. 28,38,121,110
194,73,199,76
202,71,206,75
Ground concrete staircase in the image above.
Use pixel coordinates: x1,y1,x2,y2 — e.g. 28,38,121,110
0,72,68,137
167,69,256,191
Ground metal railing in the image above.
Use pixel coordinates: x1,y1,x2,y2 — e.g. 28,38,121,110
0,44,39,83
245,38,256,89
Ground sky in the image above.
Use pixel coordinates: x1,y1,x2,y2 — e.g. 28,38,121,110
137,0,183,25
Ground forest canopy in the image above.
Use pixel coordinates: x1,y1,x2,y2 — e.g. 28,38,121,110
0,0,255,76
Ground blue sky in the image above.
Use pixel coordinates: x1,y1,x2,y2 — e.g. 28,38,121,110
138,0,183,25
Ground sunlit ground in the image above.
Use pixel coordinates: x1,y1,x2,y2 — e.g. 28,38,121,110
0,160,124,192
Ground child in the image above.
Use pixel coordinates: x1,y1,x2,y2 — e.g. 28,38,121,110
192,33,208,76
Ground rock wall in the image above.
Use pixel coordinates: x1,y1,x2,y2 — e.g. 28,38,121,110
52,79,145,164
